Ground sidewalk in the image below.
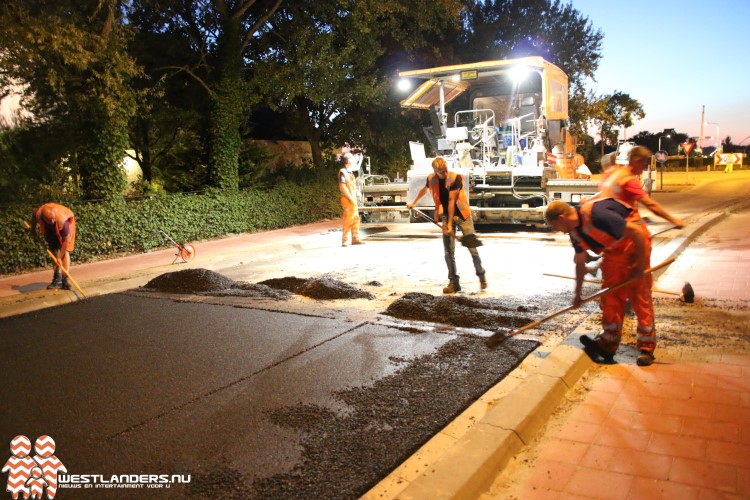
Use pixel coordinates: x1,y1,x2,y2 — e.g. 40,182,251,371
365,204,750,498
479,210,750,499
0,220,341,318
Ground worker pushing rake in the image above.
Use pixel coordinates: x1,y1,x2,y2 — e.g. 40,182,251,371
490,198,684,368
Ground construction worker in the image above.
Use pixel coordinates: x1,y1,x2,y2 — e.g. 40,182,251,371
545,199,658,367
338,153,363,247
30,203,76,290
406,157,486,294
593,146,685,228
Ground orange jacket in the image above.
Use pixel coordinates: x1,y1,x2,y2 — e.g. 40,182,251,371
428,171,471,220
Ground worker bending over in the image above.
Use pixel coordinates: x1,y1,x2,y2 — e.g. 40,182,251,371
545,198,657,367
31,203,77,290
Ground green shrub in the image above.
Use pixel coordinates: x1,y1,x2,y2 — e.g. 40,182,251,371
0,178,340,275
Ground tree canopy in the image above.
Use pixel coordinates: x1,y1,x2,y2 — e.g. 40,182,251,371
0,0,622,203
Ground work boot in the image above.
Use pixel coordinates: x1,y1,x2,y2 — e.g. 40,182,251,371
580,334,615,363
341,241,348,247
351,239,365,245
479,273,488,290
443,280,461,294
61,277,71,291
47,271,62,290
636,350,655,367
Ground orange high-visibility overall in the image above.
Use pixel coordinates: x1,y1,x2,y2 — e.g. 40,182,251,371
576,201,654,354
598,167,656,353
339,167,360,244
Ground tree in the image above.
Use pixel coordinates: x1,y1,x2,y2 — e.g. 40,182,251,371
135,0,284,190
458,0,603,128
604,91,644,142
0,0,140,200
251,0,463,170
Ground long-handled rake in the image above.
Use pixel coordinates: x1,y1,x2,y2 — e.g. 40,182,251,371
410,208,483,248
486,257,676,348
542,272,684,297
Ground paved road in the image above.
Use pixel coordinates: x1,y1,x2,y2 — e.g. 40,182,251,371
1,172,749,498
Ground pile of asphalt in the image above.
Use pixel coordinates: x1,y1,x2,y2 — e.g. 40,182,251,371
250,334,538,498
384,292,540,332
143,268,236,294
143,269,375,301
260,275,375,300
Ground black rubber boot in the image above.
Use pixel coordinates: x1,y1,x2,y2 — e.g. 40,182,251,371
61,276,71,291
47,270,62,290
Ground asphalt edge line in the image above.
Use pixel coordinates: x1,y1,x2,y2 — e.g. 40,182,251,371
363,210,729,500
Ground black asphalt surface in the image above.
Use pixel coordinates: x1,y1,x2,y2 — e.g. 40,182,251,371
0,292,537,498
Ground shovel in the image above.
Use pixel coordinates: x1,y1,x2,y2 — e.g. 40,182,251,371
486,257,676,347
410,208,483,248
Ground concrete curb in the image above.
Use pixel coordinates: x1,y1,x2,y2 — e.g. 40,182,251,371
364,210,732,499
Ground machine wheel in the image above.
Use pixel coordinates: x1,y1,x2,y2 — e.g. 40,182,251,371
180,244,196,262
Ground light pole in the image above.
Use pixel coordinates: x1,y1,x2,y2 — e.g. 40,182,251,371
657,135,670,190
706,121,720,154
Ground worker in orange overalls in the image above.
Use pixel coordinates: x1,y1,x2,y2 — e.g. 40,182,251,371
30,203,76,290
545,198,658,366
583,146,685,365
406,157,486,294
338,153,363,247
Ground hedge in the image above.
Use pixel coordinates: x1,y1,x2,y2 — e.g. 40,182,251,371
0,178,341,276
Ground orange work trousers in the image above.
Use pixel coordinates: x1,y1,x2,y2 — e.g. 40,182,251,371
598,229,655,354
341,199,360,245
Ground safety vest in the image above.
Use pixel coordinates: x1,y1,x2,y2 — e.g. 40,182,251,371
428,171,471,219
570,201,622,253
598,166,643,222
339,168,358,207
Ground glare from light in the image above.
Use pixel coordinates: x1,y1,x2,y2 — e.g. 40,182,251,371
510,66,531,82
397,78,412,92
451,74,460,82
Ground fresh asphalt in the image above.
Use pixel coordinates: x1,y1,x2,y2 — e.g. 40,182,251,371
2,172,750,498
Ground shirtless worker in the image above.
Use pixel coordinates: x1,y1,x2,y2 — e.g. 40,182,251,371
30,203,76,290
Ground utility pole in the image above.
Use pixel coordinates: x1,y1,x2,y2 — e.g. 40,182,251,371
699,105,705,150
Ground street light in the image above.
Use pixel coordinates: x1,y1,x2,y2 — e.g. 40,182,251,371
705,122,720,153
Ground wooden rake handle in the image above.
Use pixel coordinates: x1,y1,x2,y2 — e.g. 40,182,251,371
486,257,675,347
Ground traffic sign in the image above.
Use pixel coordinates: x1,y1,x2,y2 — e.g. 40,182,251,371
655,150,668,163
681,142,695,155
